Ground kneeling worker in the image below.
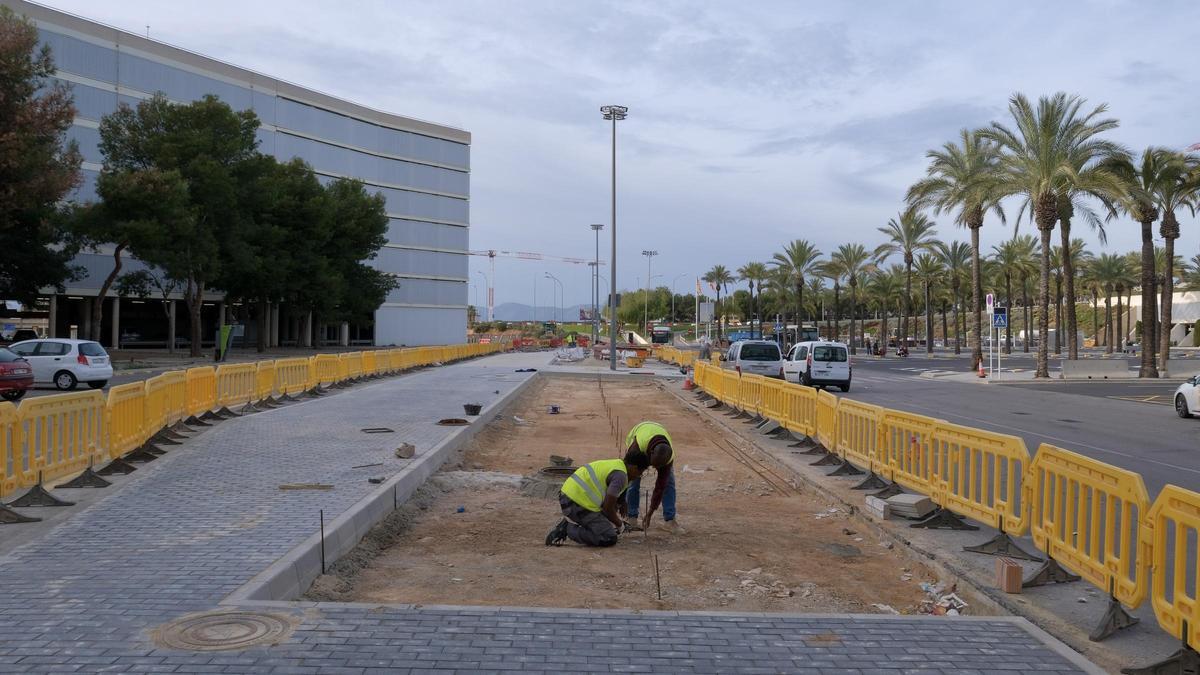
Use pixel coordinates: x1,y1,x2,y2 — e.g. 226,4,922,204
623,421,682,533
546,454,649,547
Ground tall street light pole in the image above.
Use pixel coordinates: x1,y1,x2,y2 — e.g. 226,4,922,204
642,250,657,341
590,224,603,346
544,273,562,324
601,105,627,370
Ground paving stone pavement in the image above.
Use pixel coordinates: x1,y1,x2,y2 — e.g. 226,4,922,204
0,351,1100,674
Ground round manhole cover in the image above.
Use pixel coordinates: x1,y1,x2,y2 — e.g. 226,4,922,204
154,611,296,652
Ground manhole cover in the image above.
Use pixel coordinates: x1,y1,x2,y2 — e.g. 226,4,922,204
154,611,296,652
437,418,469,426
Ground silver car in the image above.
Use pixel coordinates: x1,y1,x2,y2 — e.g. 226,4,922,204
8,338,114,391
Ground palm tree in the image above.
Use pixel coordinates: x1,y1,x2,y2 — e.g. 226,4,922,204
913,254,944,354
1049,239,1092,355
1079,257,1106,348
831,244,875,355
737,262,770,339
819,259,846,341
1183,253,1200,291
770,240,822,331
1089,253,1127,353
867,267,903,353
1154,152,1200,372
992,236,1038,354
982,92,1127,377
805,276,827,323
935,241,972,354
907,129,1006,370
702,264,734,340
875,206,939,351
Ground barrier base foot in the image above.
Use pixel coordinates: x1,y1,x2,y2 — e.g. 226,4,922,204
828,460,865,477
7,483,75,508
184,415,212,427
789,437,814,448
704,399,723,409
757,420,781,435
56,467,111,489
799,444,827,455
306,387,326,398
97,457,138,476
1122,646,1200,674
871,483,904,499
911,508,979,531
1090,596,1138,642
0,504,40,524
743,415,764,425
123,446,160,463
198,410,223,422
169,422,195,434
239,403,261,415
810,453,841,467
963,532,1043,562
262,397,283,408
154,429,187,443
214,407,240,419
1022,558,1081,588
730,410,751,419
852,472,890,490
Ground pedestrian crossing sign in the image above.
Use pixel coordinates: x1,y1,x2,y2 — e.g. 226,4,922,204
992,307,1008,328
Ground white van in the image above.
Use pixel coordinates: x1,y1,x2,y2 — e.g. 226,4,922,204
784,340,851,391
725,340,784,379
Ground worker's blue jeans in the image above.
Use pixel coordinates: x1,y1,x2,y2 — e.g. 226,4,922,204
626,471,676,521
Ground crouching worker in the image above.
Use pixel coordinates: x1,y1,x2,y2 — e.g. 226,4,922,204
545,454,649,547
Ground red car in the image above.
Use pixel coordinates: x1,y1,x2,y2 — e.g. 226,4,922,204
0,346,34,401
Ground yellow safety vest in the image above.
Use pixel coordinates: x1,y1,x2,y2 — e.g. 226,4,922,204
625,421,674,465
561,459,628,512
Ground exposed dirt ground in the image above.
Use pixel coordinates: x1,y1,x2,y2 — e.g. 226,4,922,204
310,375,939,612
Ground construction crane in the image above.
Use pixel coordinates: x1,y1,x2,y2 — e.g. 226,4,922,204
469,249,604,322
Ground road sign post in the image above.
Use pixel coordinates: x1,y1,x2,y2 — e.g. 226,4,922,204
992,307,1008,380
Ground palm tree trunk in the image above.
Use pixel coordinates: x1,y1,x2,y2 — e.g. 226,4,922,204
1090,295,1098,349
1054,275,1062,354
940,300,949,353
1139,220,1159,377
833,283,841,341
970,223,983,370
1022,276,1031,354
924,282,933,353
1104,293,1112,353
716,289,723,340
1116,291,1124,353
902,262,912,349
796,280,804,332
849,284,858,355
1035,227,1053,378
1004,273,1013,354
1161,233,1177,374
1060,221,1079,359
954,289,962,354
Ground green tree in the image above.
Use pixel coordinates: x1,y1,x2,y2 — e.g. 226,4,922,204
866,267,903,351
907,129,1006,369
1049,239,1091,354
1152,152,1199,372
819,259,846,341
875,206,939,349
913,253,944,353
736,261,770,338
0,7,83,304
770,239,822,329
831,244,875,354
991,236,1038,354
702,264,734,339
983,92,1127,377
935,240,972,354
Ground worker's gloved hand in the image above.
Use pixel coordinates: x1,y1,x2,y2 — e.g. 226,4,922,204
622,518,643,533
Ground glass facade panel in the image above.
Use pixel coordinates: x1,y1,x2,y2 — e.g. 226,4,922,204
118,52,252,109
373,248,468,279
60,79,117,121
73,168,99,202
66,125,102,163
385,278,466,306
251,89,276,125
315,175,468,224
385,219,469,251
39,29,117,83
275,132,467,196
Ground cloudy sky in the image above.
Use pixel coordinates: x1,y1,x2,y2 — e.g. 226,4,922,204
41,0,1200,310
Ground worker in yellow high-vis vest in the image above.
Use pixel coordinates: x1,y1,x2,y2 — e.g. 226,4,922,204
545,454,650,547
622,421,684,533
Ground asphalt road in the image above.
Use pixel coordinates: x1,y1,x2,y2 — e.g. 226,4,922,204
847,354,1200,497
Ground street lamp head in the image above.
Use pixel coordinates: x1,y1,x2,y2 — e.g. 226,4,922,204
600,105,628,120
591,223,604,231
642,250,658,257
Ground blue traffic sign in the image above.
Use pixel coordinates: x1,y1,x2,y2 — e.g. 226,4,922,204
992,307,1008,328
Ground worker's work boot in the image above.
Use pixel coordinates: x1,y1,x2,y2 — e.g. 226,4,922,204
545,518,569,546
661,519,687,535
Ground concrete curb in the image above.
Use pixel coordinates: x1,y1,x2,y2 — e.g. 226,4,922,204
222,368,540,604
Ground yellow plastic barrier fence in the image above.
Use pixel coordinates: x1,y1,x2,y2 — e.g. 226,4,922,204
14,391,104,490
835,397,882,470
876,408,942,494
186,366,217,417
310,354,340,387
1,401,21,498
1028,444,1150,609
275,357,311,396
759,377,787,425
107,382,147,460
160,370,188,427
932,421,1030,535
362,351,377,376
340,352,364,380
814,389,838,451
216,363,257,409
781,383,816,440
1147,485,1200,652
721,369,740,409
255,360,276,402
739,374,766,417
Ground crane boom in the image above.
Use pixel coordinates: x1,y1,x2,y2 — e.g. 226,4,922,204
467,249,604,322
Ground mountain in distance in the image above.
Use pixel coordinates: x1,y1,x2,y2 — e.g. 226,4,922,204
475,302,594,322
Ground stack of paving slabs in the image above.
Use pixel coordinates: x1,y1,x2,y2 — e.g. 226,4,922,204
886,493,935,519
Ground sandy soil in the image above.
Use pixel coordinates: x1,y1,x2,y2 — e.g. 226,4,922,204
310,375,939,613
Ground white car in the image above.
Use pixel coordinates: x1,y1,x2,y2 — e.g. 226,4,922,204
784,340,852,392
725,340,784,379
1175,376,1200,418
8,339,114,391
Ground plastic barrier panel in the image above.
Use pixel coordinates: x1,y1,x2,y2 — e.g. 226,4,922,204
933,421,1030,534
160,370,188,426
877,409,942,494
835,398,883,470
340,352,363,380
216,363,257,409
274,357,310,396
815,389,838,450
15,391,104,490
255,360,276,402
1147,485,1200,649
310,354,340,387
782,383,816,439
186,366,217,417
107,382,147,460
362,351,377,376
740,374,766,417
760,378,787,424
0,401,21,498
1029,444,1150,608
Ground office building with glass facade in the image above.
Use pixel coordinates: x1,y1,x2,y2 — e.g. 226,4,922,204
7,0,470,347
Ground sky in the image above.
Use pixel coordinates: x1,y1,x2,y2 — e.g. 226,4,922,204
40,0,1200,311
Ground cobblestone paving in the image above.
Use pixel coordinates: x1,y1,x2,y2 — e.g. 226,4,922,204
0,352,1097,674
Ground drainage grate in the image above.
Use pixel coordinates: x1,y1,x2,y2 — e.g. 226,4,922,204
361,427,394,434
153,611,295,652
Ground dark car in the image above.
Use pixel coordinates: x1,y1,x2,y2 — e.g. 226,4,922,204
0,346,34,401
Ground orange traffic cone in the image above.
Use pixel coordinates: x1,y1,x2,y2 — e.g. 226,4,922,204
977,361,986,378
683,377,695,390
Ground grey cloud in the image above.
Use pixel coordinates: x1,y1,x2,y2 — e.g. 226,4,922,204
1114,60,1179,86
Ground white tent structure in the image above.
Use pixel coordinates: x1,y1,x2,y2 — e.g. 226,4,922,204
1117,290,1200,346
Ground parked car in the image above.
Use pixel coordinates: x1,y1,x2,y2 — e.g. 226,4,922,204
0,346,34,401
784,340,852,392
7,339,113,391
725,339,784,379
1175,376,1200,418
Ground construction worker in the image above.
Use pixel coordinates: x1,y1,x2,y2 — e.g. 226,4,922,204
546,454,649,547
622,421,684,533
